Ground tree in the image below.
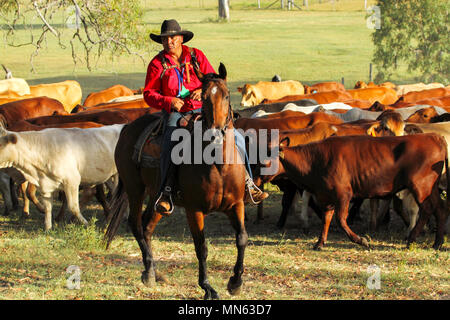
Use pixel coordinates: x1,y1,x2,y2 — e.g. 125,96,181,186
372,0,449,83
0,0,152,72
218,0,230,21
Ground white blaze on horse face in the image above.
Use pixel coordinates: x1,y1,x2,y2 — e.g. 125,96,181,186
211,86,217,95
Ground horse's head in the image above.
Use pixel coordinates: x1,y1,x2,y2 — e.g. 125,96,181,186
194,63,232,133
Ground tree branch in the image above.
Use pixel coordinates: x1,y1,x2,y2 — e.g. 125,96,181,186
32,0,59,37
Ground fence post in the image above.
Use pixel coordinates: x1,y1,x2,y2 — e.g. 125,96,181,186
369,63,373,82
341,77,345,86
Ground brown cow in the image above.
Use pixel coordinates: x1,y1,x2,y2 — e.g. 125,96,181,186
340,99,373,109
397,87,450,104
83,84,135,107
406,107,440,123
259,133,448,250
391,95,450,109
260,110,306,119
25,108,156,126
234,112,343,132
79,98,150,112
354,81,396,90
271,111,405,228
346,87,398,105
263,90,353,105
8,120,104,132
304,82,346,94
336,110,405,137
0,97,68,128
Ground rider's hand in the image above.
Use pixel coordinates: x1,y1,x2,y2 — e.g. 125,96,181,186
190,88,202,101
170,97,184,111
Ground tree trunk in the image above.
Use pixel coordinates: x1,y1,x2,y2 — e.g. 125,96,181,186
218,0,230,21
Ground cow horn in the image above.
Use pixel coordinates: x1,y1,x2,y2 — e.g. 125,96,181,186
1,64,12,79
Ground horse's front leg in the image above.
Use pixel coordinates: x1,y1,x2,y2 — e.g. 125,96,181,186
186,209,219,300
226,201,248,296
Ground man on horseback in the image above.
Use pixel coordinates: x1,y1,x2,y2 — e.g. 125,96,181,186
143,19,268,216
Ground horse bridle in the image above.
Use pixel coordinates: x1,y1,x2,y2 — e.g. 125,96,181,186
204,79,233,136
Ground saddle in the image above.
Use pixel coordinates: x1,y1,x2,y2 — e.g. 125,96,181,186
132,112,203,168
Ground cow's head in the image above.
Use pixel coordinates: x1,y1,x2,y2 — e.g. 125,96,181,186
406,107,439,123
354,81,367,89
238,84,260,107
303,85,318,95
0,127,18,161
368,110,405,136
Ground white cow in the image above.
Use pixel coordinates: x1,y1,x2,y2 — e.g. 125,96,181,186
0,78,30,96
238,80,304,107
319,105,447,122
250,102,353,118
0,124,124,230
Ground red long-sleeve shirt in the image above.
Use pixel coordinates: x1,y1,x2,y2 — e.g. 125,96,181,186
143,45,216,113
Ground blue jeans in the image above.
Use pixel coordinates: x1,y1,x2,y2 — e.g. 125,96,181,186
159,108,252,193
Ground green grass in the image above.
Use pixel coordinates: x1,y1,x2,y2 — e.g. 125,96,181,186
0,190,448,300
0,1,448,300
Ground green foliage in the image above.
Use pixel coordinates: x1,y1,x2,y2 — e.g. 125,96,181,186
372,0,449,83
0,0,153,71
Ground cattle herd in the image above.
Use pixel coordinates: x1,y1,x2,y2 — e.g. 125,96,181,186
0,68,449,254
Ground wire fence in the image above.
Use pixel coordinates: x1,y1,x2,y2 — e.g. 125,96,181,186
141,0,378,11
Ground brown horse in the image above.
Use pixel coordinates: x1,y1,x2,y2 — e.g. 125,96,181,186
105,64,248,300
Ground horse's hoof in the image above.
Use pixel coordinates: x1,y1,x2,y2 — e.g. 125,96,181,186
313,243,323,251
361,237,371,249
227,277,243,296
432,242,443,251
204,288,220,300
141,271,156,287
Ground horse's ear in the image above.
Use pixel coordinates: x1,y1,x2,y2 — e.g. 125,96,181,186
218,62,227,81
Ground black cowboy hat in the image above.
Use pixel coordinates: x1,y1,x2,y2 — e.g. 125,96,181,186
150,19,194,44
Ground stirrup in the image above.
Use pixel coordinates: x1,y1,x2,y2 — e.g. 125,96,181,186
154,186,174,215
246,180,268,205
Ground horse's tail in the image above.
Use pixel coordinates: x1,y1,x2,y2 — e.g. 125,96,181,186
104,177,129,249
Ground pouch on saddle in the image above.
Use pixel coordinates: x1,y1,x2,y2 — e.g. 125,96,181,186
132,112,202,168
